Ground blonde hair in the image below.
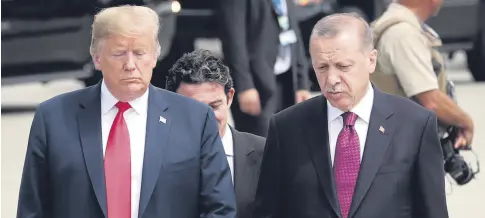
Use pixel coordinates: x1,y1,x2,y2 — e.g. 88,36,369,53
89,5,161,58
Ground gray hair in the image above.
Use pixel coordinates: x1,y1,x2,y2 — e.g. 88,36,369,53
311,12,374,51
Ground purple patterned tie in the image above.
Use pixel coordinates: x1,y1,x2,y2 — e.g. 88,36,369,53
334,112,360,218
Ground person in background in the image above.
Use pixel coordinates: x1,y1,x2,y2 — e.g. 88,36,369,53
218,0,312,137
371,0,474,149
253,13,448,218
166,49,266,218
16,6,236,218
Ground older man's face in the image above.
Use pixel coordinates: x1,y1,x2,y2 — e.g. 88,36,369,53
93,34,157,101
310,30,377,111
177,82,235,137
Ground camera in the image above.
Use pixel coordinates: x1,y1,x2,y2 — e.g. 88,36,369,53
440,126,480,185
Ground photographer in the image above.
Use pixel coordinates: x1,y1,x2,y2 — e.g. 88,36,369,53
370,0,474,149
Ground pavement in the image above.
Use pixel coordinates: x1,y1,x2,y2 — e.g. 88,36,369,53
2,49,484,218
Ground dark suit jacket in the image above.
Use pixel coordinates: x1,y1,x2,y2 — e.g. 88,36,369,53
231,127,265,218
253,88,449,218
218,0,309,104
17,83,237,218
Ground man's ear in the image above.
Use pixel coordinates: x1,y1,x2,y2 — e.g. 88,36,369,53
226,88,235,108
368,49,377,74
92,54,102,71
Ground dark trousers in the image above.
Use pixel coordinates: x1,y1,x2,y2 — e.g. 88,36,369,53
231,70,295,137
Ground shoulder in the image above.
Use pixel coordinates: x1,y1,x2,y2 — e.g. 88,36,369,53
380,91,434,123
152,86,213,116
238,131,266,151
381,23,427,47
384,22,418,35
36,86,95,116
232,127,265,145
273,95,324,124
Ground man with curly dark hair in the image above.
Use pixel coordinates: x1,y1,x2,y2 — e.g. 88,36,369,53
167,50,266,218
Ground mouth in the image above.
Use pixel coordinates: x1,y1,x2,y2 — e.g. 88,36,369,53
122,78,141,82
326,92,344,98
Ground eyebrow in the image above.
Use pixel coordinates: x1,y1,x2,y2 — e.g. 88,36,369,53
209,99,223,105
345,59,356,64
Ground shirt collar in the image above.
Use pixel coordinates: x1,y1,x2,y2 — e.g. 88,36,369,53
221,124,234,156
100,79,149,115
327,83,374,123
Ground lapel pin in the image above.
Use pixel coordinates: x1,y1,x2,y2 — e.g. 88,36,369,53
379,126,385,133
159,116,166,124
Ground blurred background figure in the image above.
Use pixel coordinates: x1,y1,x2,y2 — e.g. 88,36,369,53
218,0,312,137
371,0,474,149
371,0,480,188
166,49,266,218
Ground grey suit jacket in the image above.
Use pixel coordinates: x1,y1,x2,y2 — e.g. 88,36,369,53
17,83,237,218
231,127,265,218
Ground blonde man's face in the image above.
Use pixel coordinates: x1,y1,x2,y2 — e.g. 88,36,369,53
93,34,158,101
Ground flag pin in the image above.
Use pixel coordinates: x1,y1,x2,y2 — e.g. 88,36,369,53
159,116,166,124
379,126,385,133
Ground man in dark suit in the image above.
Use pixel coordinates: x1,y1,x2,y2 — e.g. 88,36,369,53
166,50,266,218
17,6,236,218
253,13,448,218
218,0,311,137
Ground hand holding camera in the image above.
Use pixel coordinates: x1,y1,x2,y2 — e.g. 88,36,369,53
442,126,479,185
453,123,474,150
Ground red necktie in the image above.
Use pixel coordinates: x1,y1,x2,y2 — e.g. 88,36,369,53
334,112,360,218
105,101,131,218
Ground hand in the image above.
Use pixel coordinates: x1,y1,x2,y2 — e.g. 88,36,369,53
238,88,261,116
295,90,311,103
454,126,474,149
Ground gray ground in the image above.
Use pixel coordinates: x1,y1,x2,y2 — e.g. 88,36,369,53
2,49,484,217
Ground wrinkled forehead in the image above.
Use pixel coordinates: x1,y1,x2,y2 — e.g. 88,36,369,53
310,36,362,62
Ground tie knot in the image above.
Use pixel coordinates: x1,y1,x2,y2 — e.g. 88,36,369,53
342,112,358,126
115,101,131,113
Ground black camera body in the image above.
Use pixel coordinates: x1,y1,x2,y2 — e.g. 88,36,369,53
440,127,478,185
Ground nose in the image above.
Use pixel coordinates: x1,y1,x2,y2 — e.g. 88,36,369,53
326,69,341,85
124,52,136,71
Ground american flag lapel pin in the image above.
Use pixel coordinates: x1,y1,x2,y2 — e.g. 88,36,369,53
379,126,385,134
159,116,166,124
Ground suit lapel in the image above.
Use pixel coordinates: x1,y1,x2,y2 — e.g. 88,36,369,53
348,89,394,218
232,127,257,201
138,86,172,218
77,83,107,217
304,96,341,217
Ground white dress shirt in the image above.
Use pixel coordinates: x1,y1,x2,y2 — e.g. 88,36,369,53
327,83,374,166
221,124,234,183
101,80,148,218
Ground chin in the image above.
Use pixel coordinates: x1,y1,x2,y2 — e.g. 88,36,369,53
328,100,351,111
125,82,147,90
